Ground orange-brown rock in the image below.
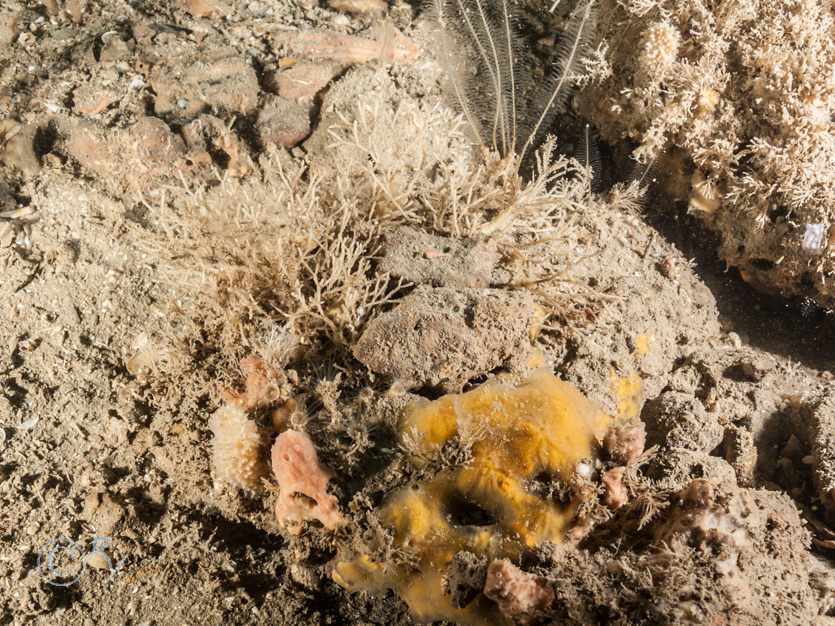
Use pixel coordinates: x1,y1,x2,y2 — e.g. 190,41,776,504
182,0,233,18
150,54,258,118
267,61,344,103
73,83,121,116
69,117,189,190
255,96,310,149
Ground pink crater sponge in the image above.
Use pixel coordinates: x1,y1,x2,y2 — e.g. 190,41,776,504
271,429,345,534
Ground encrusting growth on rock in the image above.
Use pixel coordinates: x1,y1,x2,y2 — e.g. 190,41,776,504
602,421,646,465
271,429,345,534
483,559,555,625
208,356,343,532
208,356,285,492
333,370,613,626
584,0,835,308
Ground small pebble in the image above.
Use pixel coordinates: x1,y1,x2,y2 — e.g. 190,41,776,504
18,337,39,352
0,223,13,248
658,257,678,279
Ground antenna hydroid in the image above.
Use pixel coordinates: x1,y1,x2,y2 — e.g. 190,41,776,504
427,0,597,165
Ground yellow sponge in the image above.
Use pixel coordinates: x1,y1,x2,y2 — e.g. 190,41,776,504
333,370,612,625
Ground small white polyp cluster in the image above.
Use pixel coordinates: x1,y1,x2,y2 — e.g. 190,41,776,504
802,223,826,256
638,22,680,83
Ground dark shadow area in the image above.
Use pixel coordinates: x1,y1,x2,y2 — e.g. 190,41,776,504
186,507,286,601
553,118,835,372
444,491,496,527
644,207,835,372
123,485,168,527
101,463,132,486
2,376,28,407
32,121,59,163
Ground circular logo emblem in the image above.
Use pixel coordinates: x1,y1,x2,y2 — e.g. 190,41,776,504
37,538,86,586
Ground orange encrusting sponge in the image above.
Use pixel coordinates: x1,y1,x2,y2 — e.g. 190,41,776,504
333,370,612,626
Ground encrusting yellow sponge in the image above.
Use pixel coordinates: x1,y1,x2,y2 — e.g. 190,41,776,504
333,369,613,625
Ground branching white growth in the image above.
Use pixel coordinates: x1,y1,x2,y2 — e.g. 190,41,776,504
400,425,427,457
141,62,636,370
575,42,612,87
259,323,299,368
479,139,588,234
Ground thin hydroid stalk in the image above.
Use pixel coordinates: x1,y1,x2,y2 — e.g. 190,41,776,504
520,0,595,162
434,0,488,152
428,0,596,167
501,0,517,154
